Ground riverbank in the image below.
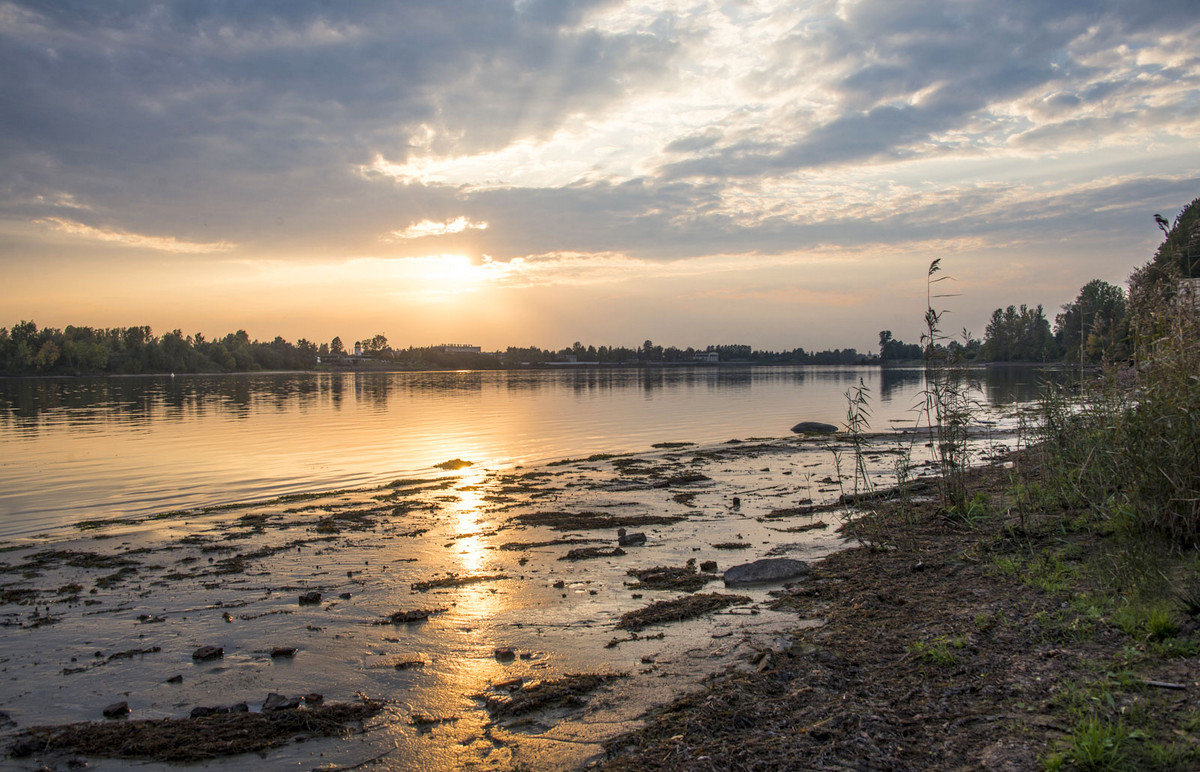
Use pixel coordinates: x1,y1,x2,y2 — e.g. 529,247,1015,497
600,457,1200,770
0,430,931,769
10,415,1190,770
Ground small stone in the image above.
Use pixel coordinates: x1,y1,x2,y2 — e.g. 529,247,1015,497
339,592,352,600
102,701,130,719
298,591,322,605
10,737,48,757
192,645,223,661
190,705,224,718
304,693,324,705
166,674,183,684
263,692,301,711
493,647,516,661
617,528,646,547
270,647,297,658
394,658,425,670
552,580,565,589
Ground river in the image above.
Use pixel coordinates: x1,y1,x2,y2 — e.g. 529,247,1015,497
0,365,1052,537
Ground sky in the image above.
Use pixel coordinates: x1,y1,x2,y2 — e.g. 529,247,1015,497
1,0,1198,352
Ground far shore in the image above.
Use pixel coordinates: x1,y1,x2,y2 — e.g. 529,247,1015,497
0,359,1075,380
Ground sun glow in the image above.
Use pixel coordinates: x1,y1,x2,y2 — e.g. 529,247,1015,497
402,254,499,300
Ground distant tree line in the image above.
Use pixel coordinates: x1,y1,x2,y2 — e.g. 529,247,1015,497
0,323,320,375
877,195,1199,364
0,324,871,376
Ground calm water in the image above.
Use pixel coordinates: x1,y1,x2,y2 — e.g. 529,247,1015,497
0,365,1051,537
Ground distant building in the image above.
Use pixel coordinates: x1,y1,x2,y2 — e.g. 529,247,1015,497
694,351,719,363
354,342,363,357
439,344,481,354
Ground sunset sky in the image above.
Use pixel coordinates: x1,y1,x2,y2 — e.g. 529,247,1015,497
2,0,1198,351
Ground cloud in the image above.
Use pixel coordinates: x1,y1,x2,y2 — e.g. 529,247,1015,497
2,0,1199,348
35,217,235,254
386,216,489,240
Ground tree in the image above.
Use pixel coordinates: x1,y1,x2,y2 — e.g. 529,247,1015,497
330,336,345,355
363,333,389,356
982,305,1058,362
1054,279,1128,364
879,330,923,362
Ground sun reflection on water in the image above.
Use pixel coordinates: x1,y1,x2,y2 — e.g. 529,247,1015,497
446,468,504,626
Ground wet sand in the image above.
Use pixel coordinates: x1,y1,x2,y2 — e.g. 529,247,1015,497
0,424,1019,770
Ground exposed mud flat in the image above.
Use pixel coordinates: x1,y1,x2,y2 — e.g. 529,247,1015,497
0,422,1021,770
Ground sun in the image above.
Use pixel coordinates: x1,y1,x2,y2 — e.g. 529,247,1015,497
410,254,488,298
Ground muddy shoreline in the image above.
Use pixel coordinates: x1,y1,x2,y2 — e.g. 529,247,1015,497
0,424,1024,770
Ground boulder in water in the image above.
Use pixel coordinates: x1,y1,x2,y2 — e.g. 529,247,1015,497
791,421,838,435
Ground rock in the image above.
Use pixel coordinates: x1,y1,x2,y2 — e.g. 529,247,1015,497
389,609,430,624
191,645,223,661
102,701,129,719
394,658,425,670
298,591,322,605
700,560,718,573
617,528,646,547
10,737,48,757
552,580,566,589
339,592,352,599
304,693,324,705
263,692,301,711
790,421,838,435
270,647,297,658
166,674,183,684
723,558,812,587
493,647,516,661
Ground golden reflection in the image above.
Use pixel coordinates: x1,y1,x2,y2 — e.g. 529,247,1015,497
447,468,503,620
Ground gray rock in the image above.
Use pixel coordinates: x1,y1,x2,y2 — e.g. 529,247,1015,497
617,528,646,547
102,701,129,719
791,421,838,435
270,646,297,658
263,692,301,711
723,558,811,587
191,645,223,661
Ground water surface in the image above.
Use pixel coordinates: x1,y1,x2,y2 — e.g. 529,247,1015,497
0,365,1051,536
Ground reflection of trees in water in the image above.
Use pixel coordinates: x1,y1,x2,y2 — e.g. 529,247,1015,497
0,365,1076,432
880,367,924,403
980,365,1073,405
